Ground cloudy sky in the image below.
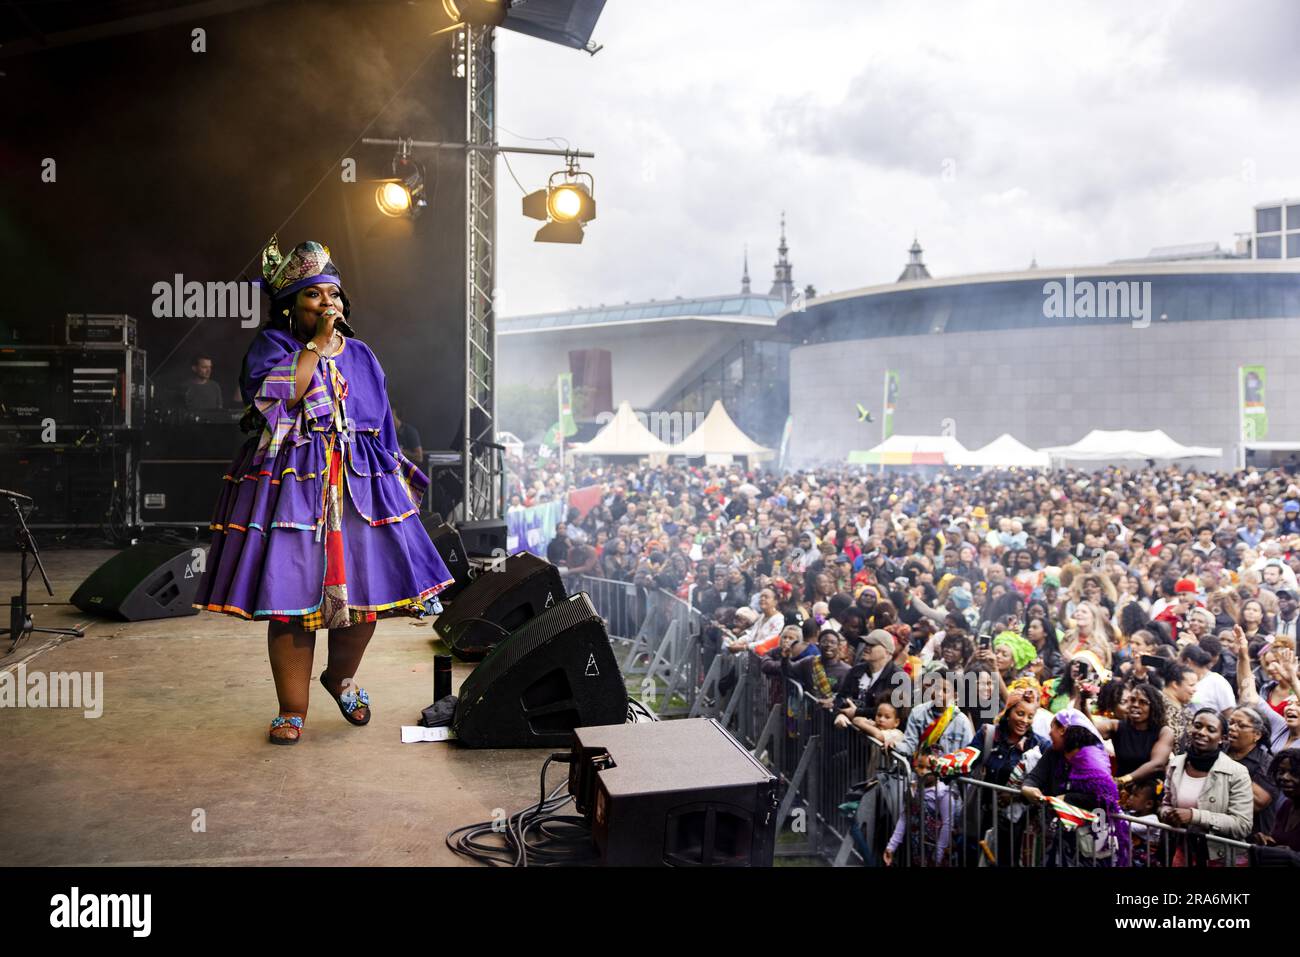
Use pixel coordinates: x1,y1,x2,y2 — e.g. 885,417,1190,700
492,0,1300,316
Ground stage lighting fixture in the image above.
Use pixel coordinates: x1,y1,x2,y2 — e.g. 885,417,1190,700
442,0,510,28
373,141,427,219
375,180,413,217
522,164,596,244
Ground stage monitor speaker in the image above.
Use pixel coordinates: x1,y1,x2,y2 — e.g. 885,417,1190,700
422,519,472,600
452,592,627,748
433,551,564,659
568,718,778,867
70,543,204,621
457,518,508,557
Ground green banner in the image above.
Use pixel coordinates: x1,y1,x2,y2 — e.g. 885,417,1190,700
557,373,577,437
1240,365,1268,441
882,369,899,441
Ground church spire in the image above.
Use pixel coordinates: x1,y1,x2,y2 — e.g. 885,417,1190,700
769,211,794,304
897,236,931,282
741,245,751,294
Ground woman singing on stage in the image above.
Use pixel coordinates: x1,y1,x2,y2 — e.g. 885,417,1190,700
195,238,454,744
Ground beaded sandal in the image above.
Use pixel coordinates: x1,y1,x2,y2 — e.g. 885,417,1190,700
320,672,371,726
268,714,304,745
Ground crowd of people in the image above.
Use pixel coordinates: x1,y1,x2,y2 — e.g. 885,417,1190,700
508,458,1300,864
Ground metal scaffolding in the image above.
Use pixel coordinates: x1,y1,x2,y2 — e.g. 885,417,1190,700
462,24,503,522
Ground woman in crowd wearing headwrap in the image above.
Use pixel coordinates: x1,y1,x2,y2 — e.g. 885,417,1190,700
1019,708,1127,865
965,685,1048,866
990,630,1037,695
1059,723,1130,866
196,238,455,744
1159,708,1253,866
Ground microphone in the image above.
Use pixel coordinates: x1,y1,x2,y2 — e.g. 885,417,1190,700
323,307,354,337
0,488,33,503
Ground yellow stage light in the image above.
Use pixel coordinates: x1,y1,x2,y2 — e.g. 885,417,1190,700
376,180,413,217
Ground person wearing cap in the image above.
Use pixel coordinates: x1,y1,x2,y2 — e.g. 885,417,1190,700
835,629,903,720
1154,578,1203,644
1281,500,1300,536
1275,588,1299,640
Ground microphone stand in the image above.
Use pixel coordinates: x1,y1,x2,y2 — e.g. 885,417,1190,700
1,494,84,654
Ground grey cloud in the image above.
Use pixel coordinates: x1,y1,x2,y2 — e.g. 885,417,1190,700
770,69,973,174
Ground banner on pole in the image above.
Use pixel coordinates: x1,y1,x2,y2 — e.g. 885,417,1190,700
557,373,577,437
1240,365,1267,441
882,370,899,441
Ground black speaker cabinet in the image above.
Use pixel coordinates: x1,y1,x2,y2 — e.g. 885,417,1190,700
458,517,508,557
568,718,778,867
422,519,472,600
452,592,627,749
70,543,205,621
433,551,565,659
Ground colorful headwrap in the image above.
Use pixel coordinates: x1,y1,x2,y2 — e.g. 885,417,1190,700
1007,675,1042,697
261,236,348,310
994,631,1037,671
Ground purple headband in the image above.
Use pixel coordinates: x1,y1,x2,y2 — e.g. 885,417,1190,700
1052,707,1103,742
272,273,344,301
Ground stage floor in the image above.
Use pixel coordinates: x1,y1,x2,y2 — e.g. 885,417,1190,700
0,548,562,867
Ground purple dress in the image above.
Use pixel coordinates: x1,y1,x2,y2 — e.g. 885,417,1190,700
194,327,453,624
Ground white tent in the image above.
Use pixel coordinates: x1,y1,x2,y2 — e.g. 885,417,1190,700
951,433,1051,469
848,434,969,465
670,400,771,458
568,401,673,456
1039,429,1222,462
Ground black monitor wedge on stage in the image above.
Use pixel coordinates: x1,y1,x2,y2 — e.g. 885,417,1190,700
432,551,565,660
451,592,627,749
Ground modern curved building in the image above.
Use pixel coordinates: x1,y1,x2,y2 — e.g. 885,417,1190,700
779,254,1300,469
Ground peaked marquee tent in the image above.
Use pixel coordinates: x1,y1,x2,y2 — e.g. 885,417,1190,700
567,400,672,456
848,434,969,466
1039,429,1222,462
669,400,771,458
952,433,1051,468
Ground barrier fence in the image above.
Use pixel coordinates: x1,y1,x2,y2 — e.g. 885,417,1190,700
576,576,1260,867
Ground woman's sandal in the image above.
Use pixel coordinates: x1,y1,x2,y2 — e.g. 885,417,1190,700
268,714,304,745
320,671,371,726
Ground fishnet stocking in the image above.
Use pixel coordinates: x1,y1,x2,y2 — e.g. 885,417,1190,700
322,621,376,719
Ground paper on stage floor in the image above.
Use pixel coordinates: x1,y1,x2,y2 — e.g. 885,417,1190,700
401,725,456,743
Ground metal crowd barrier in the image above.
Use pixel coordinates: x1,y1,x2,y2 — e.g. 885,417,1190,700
934,777,1253,868
577,574,705,716
575,578,1259,866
